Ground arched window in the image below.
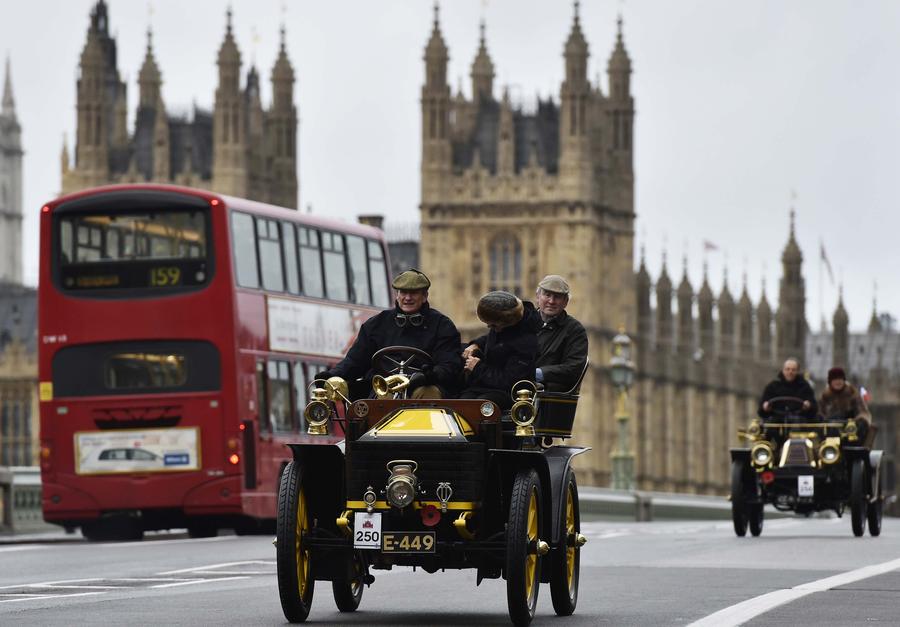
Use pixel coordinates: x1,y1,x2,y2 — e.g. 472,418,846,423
489,233,522,295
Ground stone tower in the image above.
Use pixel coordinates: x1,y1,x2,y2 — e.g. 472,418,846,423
0,57,23,284
212,8,248,198
776,210,807,365
419,3,636,484
833,287,849,372
62,1,299,209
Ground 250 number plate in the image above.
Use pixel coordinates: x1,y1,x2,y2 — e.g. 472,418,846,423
381,531,436,553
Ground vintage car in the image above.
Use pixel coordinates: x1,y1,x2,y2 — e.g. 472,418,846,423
731,396,885,537
275,346,589,626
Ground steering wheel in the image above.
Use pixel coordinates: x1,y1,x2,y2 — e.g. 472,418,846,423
371,346,433,376
764,396,807,416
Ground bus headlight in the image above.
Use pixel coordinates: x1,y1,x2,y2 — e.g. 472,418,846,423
751,441,774,468
819,440,841,465
305,400,331,435
386,460,418,509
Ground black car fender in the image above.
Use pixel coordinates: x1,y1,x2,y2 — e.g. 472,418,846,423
730,448,751,463
285,443,346,529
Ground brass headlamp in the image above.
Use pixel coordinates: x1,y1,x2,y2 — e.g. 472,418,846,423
372,374,410,399
750,441,775,468
305,386,331,435
509,382,537,437
818,438,841,465
843,418,858,442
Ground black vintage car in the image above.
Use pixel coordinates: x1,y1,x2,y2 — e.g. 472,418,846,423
730,396,885,537
274,346,589,626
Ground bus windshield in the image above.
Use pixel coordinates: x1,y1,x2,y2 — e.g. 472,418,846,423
55,209,210,292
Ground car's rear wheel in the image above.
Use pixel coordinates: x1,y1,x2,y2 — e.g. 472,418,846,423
277,461,315,622
749,503,764,537
506,468,543,627
868,469,883,537
730,461,748,537
550,469,580,616
849,459,867,538
332,551,365,612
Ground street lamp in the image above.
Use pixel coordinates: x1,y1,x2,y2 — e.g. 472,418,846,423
610,329,635,491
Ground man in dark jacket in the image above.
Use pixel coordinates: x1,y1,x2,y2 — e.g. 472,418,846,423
460,291,541,409
534,275,588,393
316,269,462,398
758,358,818,419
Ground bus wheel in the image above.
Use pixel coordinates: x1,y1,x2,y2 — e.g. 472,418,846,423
187,523,218,538
506,467,543,627
277,461,315,622
332,551,365,612
81,518,143,542
549,469,580,617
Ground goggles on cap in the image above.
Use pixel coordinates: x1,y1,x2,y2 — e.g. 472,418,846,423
394,312,424,328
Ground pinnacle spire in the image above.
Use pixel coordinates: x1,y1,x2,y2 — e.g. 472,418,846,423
2,56,14,116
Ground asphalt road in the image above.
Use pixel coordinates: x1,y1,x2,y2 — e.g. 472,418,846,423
1,515,898,626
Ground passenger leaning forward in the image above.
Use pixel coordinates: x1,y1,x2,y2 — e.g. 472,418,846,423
460,291,541,410
819,366,872,443
316,268,463,399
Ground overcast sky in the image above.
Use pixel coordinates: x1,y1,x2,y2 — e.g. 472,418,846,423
3,0,899,331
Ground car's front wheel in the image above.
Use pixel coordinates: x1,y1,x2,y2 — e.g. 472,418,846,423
730,461,748,537
749,503,764,537
849,459,867,538
506,467,544,626
276,461,315,622
868,468,883,537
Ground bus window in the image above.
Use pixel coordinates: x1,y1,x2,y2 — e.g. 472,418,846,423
346,235,371,305
297,227,324,298
105,352,187,390
282,222,300,294
367,240,390,308
256,361,270,432
268,360,293,433
231,212,259,288
322,232,348,301
258,219,285,292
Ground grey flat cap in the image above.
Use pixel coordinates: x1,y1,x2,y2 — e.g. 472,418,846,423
538,274,570,295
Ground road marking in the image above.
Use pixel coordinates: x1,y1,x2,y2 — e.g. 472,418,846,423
157,560,275,575
688,556,900,627
150,576,249,588
0,592,106,604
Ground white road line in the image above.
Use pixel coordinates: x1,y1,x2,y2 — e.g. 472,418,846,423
150,576,249,589
0,592,105,604
0,545,49,553
688,556,900,627
157,560,274,575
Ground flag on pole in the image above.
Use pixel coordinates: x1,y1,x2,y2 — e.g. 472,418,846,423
703,240,719,252
820,242,834,285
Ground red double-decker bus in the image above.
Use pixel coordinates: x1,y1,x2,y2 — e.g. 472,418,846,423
38,184,390,540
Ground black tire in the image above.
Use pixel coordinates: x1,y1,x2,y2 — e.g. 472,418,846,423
81,518,143,542
506,468,543,627
550,469,580,616
749,503,764,537
332,551,365,612
187,523,218,538
868,469,883,537
850,459,867,538
277,461,315,622
730,461,748,537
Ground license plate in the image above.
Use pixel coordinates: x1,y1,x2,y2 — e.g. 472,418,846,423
798,475,814,497
353,512,382,549
381,531,436,553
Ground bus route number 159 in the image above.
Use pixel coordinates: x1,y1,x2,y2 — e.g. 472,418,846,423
353,512,382,549
150,267,182,287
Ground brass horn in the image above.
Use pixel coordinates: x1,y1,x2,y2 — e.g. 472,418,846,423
373,374,410,399
324,377,350,403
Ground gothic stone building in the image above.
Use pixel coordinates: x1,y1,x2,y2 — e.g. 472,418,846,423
0,59,38,467
61,1,298,208
418,5,810,492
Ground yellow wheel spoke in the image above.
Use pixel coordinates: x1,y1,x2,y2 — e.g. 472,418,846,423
296,488,310,597
525,487,538,602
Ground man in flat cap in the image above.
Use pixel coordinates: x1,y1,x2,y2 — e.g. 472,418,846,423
316,268,462,398
460,291,541,409
534,275,589,393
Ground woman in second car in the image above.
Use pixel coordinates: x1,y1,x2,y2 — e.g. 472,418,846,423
460,291,541,409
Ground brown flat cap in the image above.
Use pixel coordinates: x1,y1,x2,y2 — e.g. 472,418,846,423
476,291,524,328
392,268,431,290
538,274,570,295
